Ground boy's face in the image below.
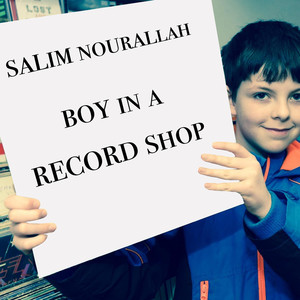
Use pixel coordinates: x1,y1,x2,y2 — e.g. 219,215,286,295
230,72,300,157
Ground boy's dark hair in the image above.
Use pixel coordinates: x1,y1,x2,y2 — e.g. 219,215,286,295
221,20,300,101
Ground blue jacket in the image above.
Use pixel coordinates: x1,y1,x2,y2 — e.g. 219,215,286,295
183,140,300,300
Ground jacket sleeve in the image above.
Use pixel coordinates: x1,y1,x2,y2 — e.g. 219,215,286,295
244,190,300,297
46,230,187,300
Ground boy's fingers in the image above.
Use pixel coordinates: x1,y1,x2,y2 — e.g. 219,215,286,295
198,167,245,181
5,196,40,210
13,234,48,252
11,222,56,236
212,142,252,158
201,153,245,169
204,181,242,193
9,209,47,223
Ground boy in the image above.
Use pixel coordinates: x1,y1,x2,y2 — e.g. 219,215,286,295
190,20,300,299
5,20,300,299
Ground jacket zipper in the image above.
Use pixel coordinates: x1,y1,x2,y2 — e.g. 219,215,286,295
200,280,209,300
257,156,270,300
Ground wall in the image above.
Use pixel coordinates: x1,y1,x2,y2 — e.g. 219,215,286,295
212,0,300,47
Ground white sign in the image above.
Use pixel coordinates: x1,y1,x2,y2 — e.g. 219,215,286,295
0,0,242,277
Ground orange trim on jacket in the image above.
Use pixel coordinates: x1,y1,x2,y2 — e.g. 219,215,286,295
281,140,300,171
125,248,144,264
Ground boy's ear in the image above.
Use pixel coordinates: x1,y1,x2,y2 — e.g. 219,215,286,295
227,86,237,117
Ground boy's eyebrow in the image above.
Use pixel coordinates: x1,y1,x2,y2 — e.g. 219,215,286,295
248,86,300,94
248,86,275,93
257,87,273,92
289,89,300,98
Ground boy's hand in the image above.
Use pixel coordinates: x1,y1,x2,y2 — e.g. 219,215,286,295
5,195,56,254
198,142,271,219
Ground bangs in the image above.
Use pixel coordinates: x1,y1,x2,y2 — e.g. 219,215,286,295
240,41,300,83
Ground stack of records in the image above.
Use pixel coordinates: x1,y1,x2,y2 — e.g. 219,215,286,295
0,0,11,22
0,143,39,296
0,277,69,299
0,221,37,291
0,139,14,220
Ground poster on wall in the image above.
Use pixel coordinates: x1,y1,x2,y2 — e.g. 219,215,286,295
0,0,242,277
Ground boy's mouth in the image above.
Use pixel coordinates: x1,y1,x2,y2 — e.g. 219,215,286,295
263,126,293,136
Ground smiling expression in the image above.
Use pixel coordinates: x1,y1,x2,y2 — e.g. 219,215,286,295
230,72,300,157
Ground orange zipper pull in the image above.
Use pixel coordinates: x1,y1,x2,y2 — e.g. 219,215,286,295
200,280,209,300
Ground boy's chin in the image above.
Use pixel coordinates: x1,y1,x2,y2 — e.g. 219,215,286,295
260,143,293,156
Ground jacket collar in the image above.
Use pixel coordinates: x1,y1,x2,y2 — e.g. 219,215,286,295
252,140,300,177
280,140,300,171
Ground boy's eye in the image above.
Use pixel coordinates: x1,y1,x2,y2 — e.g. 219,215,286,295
291,93,300,101
253,92,269,100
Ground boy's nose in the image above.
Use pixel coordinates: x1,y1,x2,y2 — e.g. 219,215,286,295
271,100,290,121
